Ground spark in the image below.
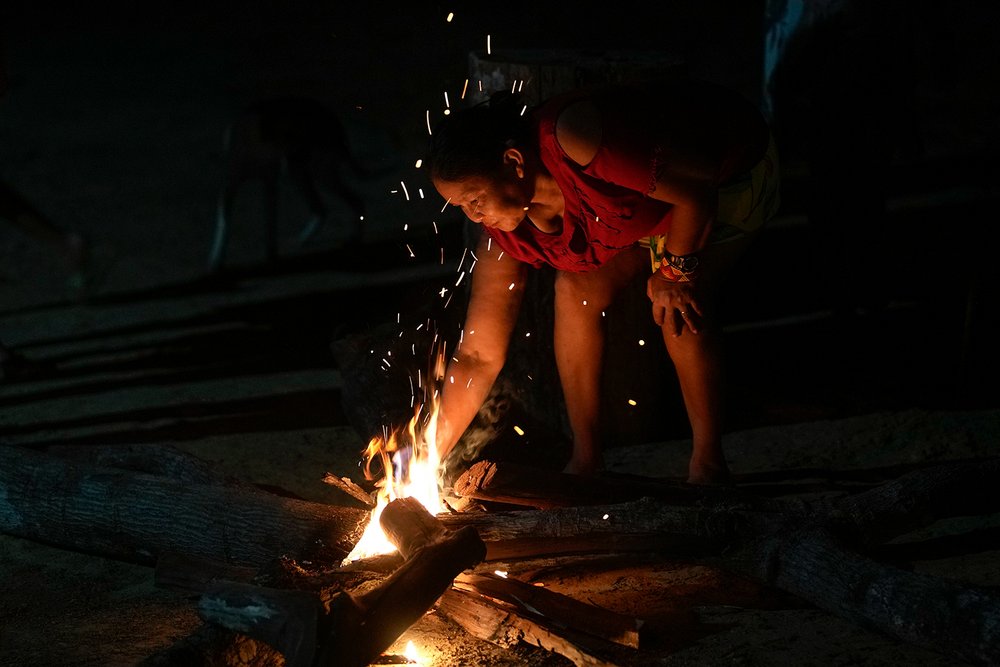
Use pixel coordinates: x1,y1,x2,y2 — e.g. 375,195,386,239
513,425,525,436
519,80,524,92
582,300,588,306
432,220,439,234
449,375,455,384
403,223,408,231
461,78,469,99
487,34,491,54
426,110,432,135
478,79,482,92
382,358,391,367
466,378,473,388
639,339,645,346
487,238,492,251
469,259,477,273
511,80,517,94
446,11,454,22
440,248,445,265
494,570,508,578
444,91,450,108
439,287,448,298
440,197,451,212
525,332,531,337
602,514,610,520
397,312,401,323
418,188,425,199
470,250,479,262
406,244,415,258
498,251,504,260
400,181,410,200
414,159,422,168
457,247,469,271
520,104,527,116
628,399,637,406
508,282,515,291
455,271,466,286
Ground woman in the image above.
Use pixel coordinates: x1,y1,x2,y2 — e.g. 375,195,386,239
429,77,779,484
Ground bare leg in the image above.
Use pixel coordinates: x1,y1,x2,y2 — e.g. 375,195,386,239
554,247,647,475
660,234,756,485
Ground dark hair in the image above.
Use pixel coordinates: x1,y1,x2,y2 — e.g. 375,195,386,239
429,91,534,182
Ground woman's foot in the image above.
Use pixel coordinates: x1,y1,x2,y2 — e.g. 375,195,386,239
687,460,735,486
562,453,604,476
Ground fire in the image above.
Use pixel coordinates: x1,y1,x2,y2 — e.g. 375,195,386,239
343,350,448,563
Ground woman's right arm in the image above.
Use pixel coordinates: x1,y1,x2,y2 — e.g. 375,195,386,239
435,232,527,460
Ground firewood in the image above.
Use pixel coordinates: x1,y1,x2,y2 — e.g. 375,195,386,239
435,587,624,667
0,445,368,567
454,572,643,648
318,497,487,666
193,497,487,667
198,581,322,667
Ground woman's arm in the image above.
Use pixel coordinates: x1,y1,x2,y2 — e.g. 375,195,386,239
436,232,528,460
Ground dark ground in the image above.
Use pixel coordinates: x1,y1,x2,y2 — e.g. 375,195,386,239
2,2,1000,666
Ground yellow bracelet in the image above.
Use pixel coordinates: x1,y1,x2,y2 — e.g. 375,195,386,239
658,262,694,283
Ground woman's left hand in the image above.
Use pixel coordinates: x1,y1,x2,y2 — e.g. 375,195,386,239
647,274,702,336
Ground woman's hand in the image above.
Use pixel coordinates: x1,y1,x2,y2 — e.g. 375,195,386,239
647,273,703,336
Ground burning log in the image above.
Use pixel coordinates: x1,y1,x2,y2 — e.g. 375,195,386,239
195,496,487,667
0,445,368,567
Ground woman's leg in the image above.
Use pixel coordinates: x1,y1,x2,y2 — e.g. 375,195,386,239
660,234,756,484
554,247,647,474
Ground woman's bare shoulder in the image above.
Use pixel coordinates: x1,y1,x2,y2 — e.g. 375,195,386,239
554,98,602,167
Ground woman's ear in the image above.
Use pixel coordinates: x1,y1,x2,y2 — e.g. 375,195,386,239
502,147,526,178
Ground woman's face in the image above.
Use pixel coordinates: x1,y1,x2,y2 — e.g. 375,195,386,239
433,169,530,233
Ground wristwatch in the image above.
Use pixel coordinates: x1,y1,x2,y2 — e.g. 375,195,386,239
665,252,699,274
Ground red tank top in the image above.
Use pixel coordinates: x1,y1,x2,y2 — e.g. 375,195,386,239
484,87,674,271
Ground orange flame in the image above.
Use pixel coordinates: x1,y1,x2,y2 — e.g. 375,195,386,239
343,347,448,563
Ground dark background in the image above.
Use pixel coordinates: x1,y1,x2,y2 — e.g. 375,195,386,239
2,0,1000,446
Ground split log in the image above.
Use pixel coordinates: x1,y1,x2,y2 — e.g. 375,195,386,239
435,588,623,667
0,445,368,567
454,572,643,649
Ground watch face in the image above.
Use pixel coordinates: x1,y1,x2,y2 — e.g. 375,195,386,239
671,254,698,273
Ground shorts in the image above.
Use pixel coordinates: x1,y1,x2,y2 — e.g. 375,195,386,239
644,134,781,271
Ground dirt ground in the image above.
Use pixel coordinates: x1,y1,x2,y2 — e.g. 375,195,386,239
3,4,1000,667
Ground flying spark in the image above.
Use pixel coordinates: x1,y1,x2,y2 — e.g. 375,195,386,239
400,181,410,200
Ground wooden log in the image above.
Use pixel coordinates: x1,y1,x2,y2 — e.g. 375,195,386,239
0,445,368,567
438,496,749,560
318,497,487,666
192,497,487,667
734,523,1000,667
454,572,643,649
435,587,623,667
198,581,322,667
